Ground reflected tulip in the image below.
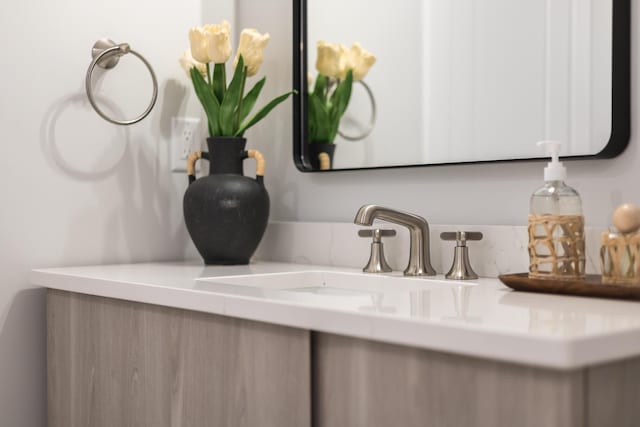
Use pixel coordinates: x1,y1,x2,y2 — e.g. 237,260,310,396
316,41,348,79
346,42,376,81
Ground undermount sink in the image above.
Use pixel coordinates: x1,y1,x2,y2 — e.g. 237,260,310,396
196,271,475,311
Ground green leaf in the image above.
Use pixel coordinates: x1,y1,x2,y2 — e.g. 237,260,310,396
190,67,221,136
327,70,353,142
307,94,331,142
308,75,333,142
239,77,266,122
330,70,353,122
219,55,246,135
213,63,226,104
235,91,296,137
307,93,318,142
313,74,328,99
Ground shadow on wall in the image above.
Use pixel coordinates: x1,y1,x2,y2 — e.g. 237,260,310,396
151,79,188,141
0,288,46,427
39,92,130,181
96,141,190,264
37,80,193,265
39,78,189,181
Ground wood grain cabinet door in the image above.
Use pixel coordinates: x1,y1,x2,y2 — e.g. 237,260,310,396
47,290,311,427
313,333,584,427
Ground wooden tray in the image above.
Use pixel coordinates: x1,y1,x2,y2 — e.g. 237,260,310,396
498,273,640,301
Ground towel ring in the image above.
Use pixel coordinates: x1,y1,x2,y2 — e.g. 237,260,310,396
338,79,377,141
85,38,158,126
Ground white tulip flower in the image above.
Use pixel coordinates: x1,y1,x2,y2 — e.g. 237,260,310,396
189,20,232,64
234,28,270,77
179,49,207,77
346,42,376,81
315,41,348,79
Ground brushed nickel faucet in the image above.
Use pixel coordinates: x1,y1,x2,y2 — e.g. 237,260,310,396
354,205,436,276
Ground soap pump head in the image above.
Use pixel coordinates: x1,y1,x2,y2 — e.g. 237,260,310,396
537,140,567,182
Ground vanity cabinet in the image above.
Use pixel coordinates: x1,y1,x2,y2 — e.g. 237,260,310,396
313,334,640,427
314,334,582,427
48,290,640,427
47,290,311,427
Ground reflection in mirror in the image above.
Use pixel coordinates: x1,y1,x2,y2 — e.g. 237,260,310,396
293,0,629,171
307,41,377,169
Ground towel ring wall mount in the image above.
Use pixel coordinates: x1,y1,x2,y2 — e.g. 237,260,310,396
85,38,158,126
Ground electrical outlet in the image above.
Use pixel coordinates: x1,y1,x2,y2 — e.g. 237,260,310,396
171,117,202,172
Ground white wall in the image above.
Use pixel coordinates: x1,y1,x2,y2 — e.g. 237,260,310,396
0,1,234,425
239,0,637,229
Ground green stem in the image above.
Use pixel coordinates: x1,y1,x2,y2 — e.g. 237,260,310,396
205,63,214,136
234,67,248,133
221,66,227,99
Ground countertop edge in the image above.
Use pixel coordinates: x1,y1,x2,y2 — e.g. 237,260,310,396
31,266,640,370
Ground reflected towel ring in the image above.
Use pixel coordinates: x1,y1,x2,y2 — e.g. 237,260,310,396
338,79,377,141
85,38,158,126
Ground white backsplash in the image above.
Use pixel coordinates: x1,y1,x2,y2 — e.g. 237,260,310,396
255,221,604,278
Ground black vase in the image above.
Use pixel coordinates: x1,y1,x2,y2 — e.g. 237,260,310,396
309,142,336,170
183,137,269,265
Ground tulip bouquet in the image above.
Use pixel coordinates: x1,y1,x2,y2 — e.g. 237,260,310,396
308,41,376,144
180,21,294,137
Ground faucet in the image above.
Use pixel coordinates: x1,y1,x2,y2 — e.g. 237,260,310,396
354,205,436,276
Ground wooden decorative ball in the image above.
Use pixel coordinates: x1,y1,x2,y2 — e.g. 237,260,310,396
613,203,640,234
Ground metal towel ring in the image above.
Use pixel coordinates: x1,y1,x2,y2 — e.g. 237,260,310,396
85,38,158,126
338,79,377,141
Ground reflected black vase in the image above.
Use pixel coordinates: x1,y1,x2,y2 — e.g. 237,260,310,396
183,137,269,265
309,142,336,170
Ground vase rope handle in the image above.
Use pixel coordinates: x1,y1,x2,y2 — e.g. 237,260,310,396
186,151,209,184
247,149,265,177
318,152,331,170
186,149,264,185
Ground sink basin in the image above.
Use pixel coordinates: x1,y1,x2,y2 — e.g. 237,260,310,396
196,271,474,313
199,270,468,294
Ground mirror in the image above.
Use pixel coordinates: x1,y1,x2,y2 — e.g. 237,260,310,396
292,0,629,171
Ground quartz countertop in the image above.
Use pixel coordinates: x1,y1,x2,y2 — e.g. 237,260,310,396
31,261,640,370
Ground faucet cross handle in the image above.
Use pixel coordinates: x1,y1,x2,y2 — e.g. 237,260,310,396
354,205,436,276
358,229,397,239
440,231,483,246
440,231,483,280
358,228,396,273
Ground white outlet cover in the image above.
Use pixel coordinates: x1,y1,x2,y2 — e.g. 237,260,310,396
171,117,202,173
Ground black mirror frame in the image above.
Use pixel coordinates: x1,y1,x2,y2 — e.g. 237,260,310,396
292,0,630,172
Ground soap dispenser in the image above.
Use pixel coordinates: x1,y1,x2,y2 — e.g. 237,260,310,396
528,141,585,280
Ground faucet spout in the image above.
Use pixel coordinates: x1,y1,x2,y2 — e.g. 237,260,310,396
354,205,436,276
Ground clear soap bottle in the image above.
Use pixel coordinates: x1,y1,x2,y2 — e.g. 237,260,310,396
528,141,585,280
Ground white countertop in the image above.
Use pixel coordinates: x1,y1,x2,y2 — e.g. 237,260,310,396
31,261,640,370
